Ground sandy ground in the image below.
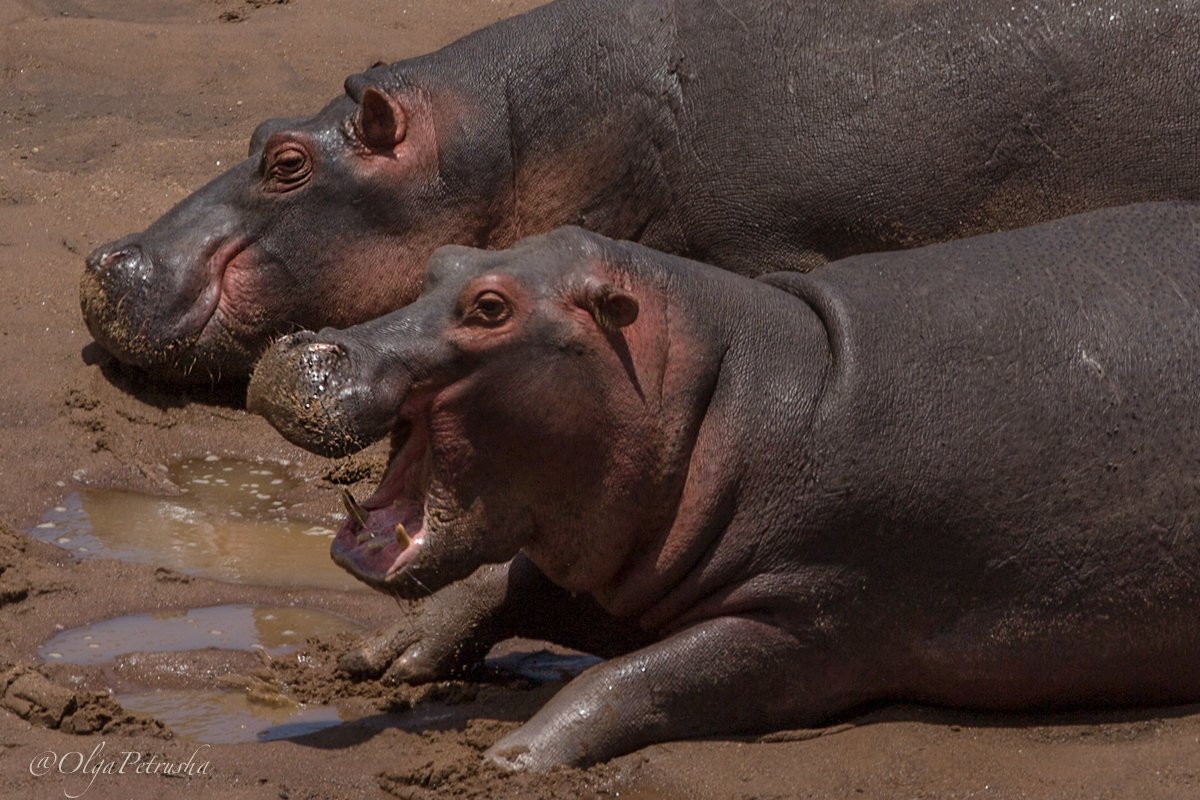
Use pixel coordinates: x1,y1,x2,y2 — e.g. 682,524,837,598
2,1,1200,798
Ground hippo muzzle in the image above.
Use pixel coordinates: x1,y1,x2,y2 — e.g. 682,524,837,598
80,163,266,382
250,328,441,596
247,331,403,458
248,297,484,598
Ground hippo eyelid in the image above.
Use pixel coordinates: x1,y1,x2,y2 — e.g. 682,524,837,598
459,289,513,327
249,118,295,157
260,135,314,191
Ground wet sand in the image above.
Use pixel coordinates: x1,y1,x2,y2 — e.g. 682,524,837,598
2,1,1200,797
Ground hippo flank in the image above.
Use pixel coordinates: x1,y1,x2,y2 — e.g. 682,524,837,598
84,0,1200,382
247,203,1200,768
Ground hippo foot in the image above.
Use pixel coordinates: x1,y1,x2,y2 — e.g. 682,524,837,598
338,564,510,684
338,618,480,685
338,554,653,686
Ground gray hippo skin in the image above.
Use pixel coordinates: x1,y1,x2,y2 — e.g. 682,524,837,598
84,0,1200,382
248,202,1200,768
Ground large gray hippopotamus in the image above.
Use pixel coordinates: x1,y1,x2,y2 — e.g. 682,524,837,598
247,202,1200,769
83,0,1200,382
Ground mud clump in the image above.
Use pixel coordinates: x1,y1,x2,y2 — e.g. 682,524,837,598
0,663,167,737
377,736,604,800
321,448,388,486
0,525,31,607
0,519,64,607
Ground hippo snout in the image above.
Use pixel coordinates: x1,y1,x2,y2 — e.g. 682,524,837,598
82,238,154,296
81,231,243,381
85,238,151,280
80,237,168,372
248,332,396,458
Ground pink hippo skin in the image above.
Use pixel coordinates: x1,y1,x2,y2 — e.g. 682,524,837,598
248,203,1200,768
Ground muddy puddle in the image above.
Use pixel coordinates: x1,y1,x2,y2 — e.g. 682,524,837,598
39,604,361,664
489,650,603,682
23,457,609,746
118,688,355,744
22,458,386,742
27,456,362,591
42,604,365,743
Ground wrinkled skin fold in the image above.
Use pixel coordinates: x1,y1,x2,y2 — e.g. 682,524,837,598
85,0,1200,383
250,205,1200,768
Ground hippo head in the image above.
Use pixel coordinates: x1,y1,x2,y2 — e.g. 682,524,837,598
247,228,686,598
80,65,508,383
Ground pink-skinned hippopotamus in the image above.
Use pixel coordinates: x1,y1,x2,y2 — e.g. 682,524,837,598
246,202,1200,769
83,0,1200,383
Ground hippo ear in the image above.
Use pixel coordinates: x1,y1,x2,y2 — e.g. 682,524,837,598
577,280,639,332
358,86,408,151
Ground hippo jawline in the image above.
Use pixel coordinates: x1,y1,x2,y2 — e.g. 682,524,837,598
330,418,430,590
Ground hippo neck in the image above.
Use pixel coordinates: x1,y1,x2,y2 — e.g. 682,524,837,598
591,260,835,625
413,0,682,251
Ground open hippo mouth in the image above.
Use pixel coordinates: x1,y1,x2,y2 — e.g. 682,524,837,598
331,414,433,594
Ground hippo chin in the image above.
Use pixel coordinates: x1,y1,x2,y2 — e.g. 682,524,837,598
87,0,1200,383
249,203,1200,769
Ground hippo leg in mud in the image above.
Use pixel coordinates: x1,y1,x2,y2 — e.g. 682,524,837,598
339,555,652,683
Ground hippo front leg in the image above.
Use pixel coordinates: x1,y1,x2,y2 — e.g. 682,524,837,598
340,554,651,683
338,562,509,683
486,615,843,770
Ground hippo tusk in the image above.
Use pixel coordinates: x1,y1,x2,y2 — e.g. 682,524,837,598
395,521,411,548
340,488,371,529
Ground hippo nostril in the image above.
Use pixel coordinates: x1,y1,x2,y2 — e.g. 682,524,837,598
299,342,346,371
85,243,146,276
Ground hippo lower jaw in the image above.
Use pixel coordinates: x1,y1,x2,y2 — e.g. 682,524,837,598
330,418,431,595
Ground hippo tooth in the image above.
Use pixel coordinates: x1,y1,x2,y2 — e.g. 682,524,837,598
395,521,411,547
340,488,370,529
366,541,383,554
356,530,373,545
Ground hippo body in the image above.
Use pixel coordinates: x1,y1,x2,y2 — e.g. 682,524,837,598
248,202,1200,768
84,0,1200,381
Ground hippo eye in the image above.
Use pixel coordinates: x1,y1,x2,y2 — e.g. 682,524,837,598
265,142,312,190
465,291,511,326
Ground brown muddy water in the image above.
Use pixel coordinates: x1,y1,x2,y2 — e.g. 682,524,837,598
26,456,360,591
25,457,375,742
41,604,367,743
115,688,356,744
39,604,362,665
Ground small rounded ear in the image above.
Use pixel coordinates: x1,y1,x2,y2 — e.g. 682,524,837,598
577,279,639,331
358,86,408,151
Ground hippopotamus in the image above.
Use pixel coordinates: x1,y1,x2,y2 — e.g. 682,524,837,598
246,202,1200,768
83,0,1200,383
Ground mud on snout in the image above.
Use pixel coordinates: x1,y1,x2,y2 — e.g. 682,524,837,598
247,331,400,458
